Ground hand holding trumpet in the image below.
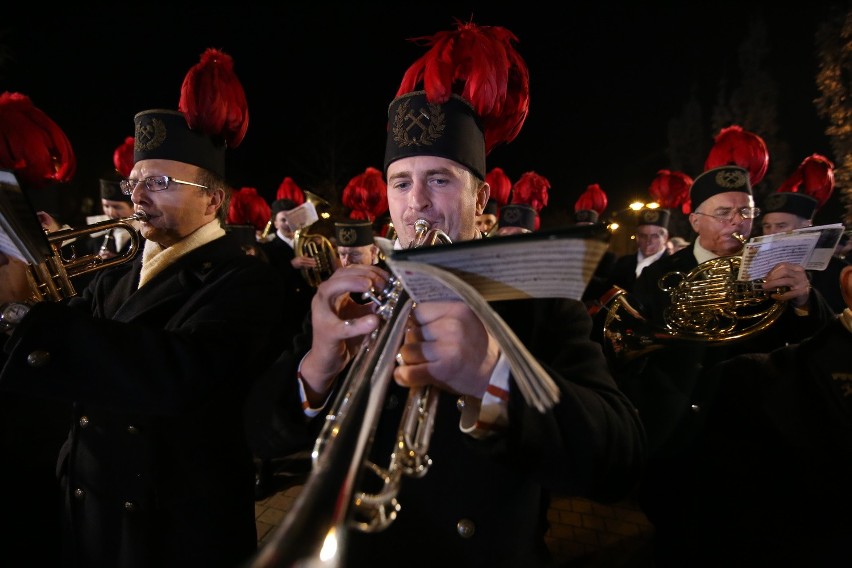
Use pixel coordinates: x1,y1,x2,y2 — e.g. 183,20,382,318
300,264,385,405
394,300,498,399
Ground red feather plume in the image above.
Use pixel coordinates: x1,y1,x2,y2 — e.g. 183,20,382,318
112,136,135,178
342,167,388,221
511,171,549,230
798,154,835,209
575,183,608,215
396,19,530,154
485,167,512,206
775,154,835,211
0,91,76,189
648,169,693,214
276,176,305,205
704,125,769,185
511,171,549,211
179,48,249,148
227,187,271,232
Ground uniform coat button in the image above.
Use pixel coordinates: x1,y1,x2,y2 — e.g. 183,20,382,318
79,416,89,428
456,396,466,411
126,424,138,434
73,488,85,500
26,350,51,368
456,518,476,539
124,501,137,513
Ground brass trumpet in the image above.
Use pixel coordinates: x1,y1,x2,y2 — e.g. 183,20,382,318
26,213,145,303
248,219,560,567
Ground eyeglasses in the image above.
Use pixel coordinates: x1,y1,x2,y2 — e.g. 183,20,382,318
692,207,760,223
119,176,209,195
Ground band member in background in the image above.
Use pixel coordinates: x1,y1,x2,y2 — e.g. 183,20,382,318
474,198,499,236
760,188,849,313
0,91,78,565
621,164,836,567
0,49,289,568
85,177,143,258
246,21,645,568
334,219,379,267
607,208,671,293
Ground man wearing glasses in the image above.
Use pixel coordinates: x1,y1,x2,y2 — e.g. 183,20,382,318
617,164,836,566
607,208,672,293
0,80,289,567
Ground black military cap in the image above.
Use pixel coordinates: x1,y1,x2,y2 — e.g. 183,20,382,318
133,109,226,178
762,192,818,220
335,220,374,247
384,92,486,181
638,208,670,228
499,203,537,231
690,165,752,211
99,177,132,203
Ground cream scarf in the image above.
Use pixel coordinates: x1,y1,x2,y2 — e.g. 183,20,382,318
138,220,226,288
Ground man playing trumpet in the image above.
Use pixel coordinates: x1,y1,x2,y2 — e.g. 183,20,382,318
250,20,645,568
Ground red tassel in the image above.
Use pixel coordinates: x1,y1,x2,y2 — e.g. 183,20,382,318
575,183,608,215
396,20,530,154
0,91,76,189
276,177,305,204
342,167,388,221
179,48,249,148
112,136,135,178
704,125,769,185
485,167,512,206
648,170,693,210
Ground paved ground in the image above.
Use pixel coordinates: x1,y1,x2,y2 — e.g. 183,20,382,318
253,472,656,567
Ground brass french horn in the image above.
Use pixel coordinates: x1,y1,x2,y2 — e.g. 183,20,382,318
601,233,786,363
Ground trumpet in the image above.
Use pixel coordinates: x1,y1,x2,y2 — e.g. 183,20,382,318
247,219,561,568
26,213,145,303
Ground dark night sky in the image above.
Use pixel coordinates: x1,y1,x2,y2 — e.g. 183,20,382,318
1,2,846,229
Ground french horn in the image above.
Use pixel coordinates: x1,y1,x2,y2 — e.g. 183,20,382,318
601,238,786,364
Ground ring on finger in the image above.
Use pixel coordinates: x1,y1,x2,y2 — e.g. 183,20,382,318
395,352,405,366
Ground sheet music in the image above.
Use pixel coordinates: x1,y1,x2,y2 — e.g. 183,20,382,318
737,223,845,281
380,226,611,303
0,170,52,264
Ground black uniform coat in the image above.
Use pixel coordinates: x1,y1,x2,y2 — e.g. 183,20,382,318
0,233,288,568
809,254,850,314
245,296,647,568
621,243,836,454
607,249,669,294
666,315,852,566
616,244,836,564
261,235,315,330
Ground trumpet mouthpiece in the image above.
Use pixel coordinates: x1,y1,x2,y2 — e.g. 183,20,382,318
134,211,149,222
732,232,747,244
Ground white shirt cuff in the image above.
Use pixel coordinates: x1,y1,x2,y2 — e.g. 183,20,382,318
459,351,510,439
